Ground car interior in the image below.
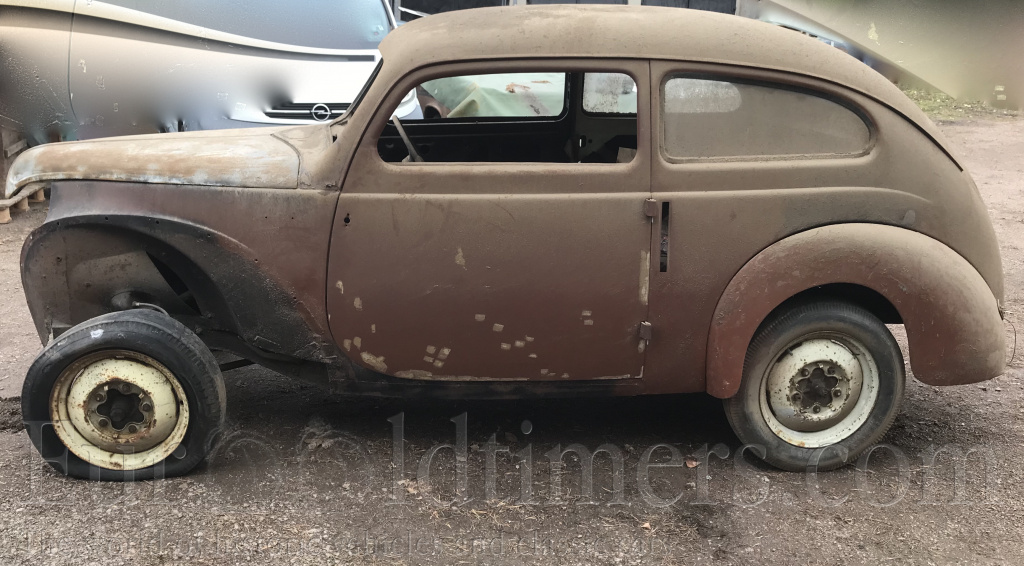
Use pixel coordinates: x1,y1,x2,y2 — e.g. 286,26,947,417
377,71,638,164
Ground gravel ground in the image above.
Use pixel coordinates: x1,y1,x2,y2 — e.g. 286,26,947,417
0,117,1022,565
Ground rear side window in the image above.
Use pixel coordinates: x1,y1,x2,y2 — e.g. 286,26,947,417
662,76,870,160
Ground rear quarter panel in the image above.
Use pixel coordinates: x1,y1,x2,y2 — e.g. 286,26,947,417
643,61,1002,394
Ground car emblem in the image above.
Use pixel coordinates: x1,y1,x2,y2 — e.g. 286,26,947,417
310,104,331,121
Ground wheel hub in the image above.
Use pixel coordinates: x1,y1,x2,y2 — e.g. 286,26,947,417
89,381,152,433
765,338,864,433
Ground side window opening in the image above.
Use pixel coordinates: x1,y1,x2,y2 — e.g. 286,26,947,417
661,75,871,161
377,71,637,164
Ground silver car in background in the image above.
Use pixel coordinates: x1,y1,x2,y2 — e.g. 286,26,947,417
0,0,420,145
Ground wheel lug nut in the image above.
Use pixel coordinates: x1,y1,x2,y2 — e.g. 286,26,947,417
832,388,843,398
799,368,810,377
826,366,836,375
812,404,821,413
97,418,109,428
127,424,138,434
140,402,152,412
119,383,132,394
94,393,105,402
790,392,802,402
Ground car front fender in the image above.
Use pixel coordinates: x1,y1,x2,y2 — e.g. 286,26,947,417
706,223,1005,398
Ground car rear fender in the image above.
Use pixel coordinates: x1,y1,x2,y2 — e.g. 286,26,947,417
706,223,1005,398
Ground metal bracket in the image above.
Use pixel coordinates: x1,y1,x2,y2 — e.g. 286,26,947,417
4,138,27,159
639,321,652,340
643,199,658,218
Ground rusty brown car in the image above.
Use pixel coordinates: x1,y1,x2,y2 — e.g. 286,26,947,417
5,5,1005,479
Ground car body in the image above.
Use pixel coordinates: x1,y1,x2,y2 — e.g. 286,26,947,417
0,0,420,145
6,5,1006,476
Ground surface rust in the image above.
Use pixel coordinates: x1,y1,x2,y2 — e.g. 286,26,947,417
12,5,1007,398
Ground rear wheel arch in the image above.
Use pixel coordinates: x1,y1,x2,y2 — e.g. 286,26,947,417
705,223,1004,398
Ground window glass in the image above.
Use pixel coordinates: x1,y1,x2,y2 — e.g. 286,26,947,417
379,70,637,165
583,72,637,114
414,73,566,120
99,0,391,50
662,76,870,160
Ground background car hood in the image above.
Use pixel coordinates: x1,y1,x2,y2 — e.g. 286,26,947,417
4,124,336,199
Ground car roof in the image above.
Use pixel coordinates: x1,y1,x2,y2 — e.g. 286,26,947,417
380,5,956,164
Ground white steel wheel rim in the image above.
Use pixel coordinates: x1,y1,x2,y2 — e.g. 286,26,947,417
759,333,879,448
49,350,190,471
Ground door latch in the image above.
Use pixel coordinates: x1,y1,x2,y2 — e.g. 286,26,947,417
639,321,652,340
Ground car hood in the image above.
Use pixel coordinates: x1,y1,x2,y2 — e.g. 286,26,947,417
4,124,338,199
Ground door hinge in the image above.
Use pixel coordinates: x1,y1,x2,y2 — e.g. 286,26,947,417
643,199,658,219
639,321,652,340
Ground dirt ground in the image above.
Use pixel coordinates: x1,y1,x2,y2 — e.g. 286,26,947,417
0,117,1022,565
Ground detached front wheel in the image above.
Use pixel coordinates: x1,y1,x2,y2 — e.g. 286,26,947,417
725,301,905,471
22,310,225,480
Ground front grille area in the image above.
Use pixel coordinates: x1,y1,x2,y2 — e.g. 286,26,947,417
264,102,350,121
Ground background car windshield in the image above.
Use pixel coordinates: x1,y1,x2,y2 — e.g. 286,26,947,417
101,0,391,50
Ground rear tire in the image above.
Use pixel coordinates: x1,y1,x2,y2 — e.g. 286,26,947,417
22,310,226,480
724,301,905,472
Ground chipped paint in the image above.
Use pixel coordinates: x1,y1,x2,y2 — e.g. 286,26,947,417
335,281,344,294
353,336,362,349
474,314,486,322
423,356,434,363
540,369,549,375
581,310,592,317
500,343,511,350
514,340,525,348
438,347,451,360
528,353,537,359
371,324,376,333
360,351,387,372
395,369,435,379
393,371,530,382
342,339,352,351
525,336,534,342
426,345,437,354
433,360,445,368
353,297,363,311
492,323,504,332
639,249,651,306
561,373,570,378
583,319,594,326
455,247,467,269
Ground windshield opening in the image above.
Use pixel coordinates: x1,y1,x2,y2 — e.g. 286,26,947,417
335,59,383,123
